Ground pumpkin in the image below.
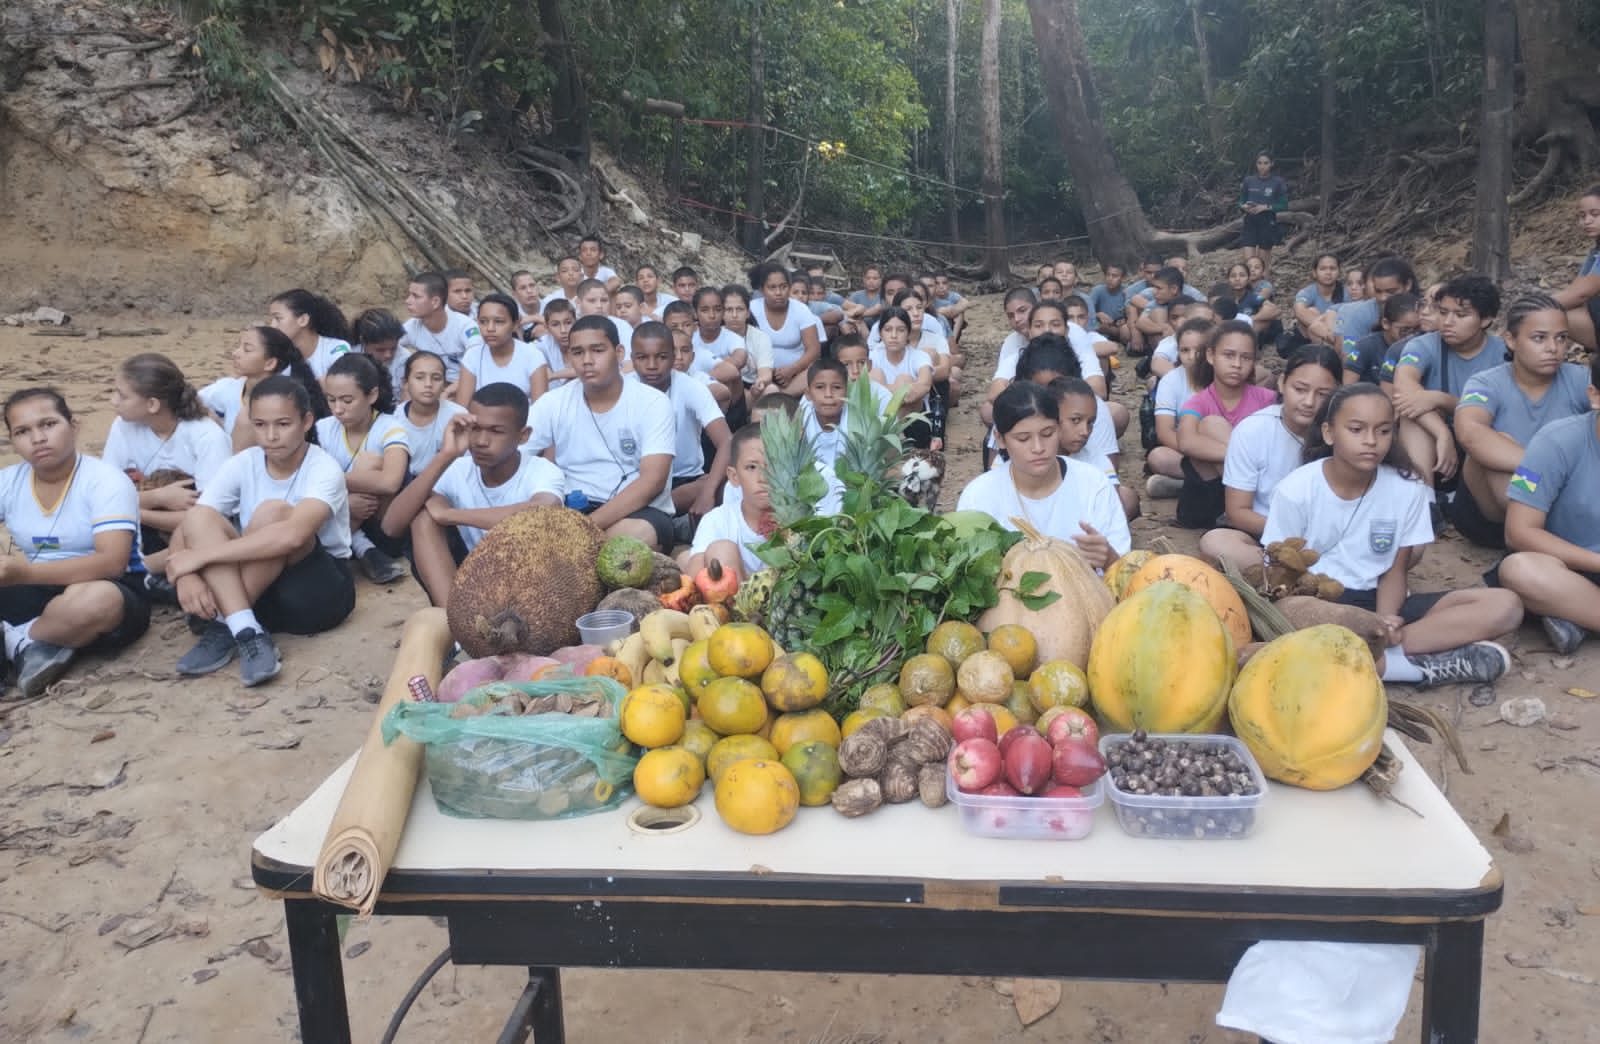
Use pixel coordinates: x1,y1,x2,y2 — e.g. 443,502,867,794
1228,624,1387,790
977,519,1114,670
1103,549,1155,600
1087,581,1235,733
1124,553,1252,649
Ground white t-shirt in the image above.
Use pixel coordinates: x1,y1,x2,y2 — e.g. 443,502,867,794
400,312,485,382
1077,398,1121,482
397,399,469,477
538,289,578,313
0,455,141,571
689,501,766,575
525,379,676,514
869,347,933,388
736,326,775,383
101,416,232,491
693,328,746,372
1222,405,1304,518
199,445,352,559
991,327,1104,382
585,264,618,285
628,372,725,480
199,377,248,437
956,457,1130,557
1152,367,1200,419
870,313,947,353
1153,334,1180,366
462,340,546,394
433,453,565,550
533,335,567,387
306,336,353,380
313,413,410,472
1262,462,1432,591
752,299,823,368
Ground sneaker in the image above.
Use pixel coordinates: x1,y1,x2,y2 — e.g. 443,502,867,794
358,547,408,585
142,572,180,606
16,641,73,699
177,622,236,677
1542,616,1587,656
1145,474,1183,500
1408,641,1511,688
235,628,281,687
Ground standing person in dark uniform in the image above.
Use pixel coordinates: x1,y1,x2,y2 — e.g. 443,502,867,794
1240,152,1289,275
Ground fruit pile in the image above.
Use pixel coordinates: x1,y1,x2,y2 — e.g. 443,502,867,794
947,705,1105,801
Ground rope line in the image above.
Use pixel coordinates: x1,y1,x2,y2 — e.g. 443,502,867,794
674,197,1092,251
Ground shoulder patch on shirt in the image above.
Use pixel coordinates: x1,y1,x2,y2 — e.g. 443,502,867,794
465,326,480,338
1459,390,1490,407
1368,519,1397,553
1398,352,1421,368
1510,467,1540,495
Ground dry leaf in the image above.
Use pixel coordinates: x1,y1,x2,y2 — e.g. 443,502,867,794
1491,812,1512,837
1565,687,1597,700
90,729,115,744
1012,979,1062,1026
193,969,218,984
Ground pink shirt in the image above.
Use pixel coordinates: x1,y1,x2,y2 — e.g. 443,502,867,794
1178,384,1277,427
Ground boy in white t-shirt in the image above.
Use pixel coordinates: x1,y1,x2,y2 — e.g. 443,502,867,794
575,278,631,357
381,383,564,607
399,271,485,387
630,324,731,523
536,299,578,386
683,424,775,579
444,268,478,320
511,270,545,340
578,235,621,293
801,358,849,468
635,265,666,318
538,256,583,314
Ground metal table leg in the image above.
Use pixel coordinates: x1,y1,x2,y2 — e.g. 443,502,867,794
1421,920,1485,1043
283,899,352,1044
495,966,565,1044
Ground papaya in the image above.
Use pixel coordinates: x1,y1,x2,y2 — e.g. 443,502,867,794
1087,582,1235,734
1123,553,1252,649
1103,549,1155,601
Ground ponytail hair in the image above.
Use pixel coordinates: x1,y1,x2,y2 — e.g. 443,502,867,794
120,352,209,421
326,352,396,415
251,326,330,421
270,289,351,342
1503,292,1565,335
249,376,320,445
351,308,404,349
1301,382,1415,477
992,381,1059,460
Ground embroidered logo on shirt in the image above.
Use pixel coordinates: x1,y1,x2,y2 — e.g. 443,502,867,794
1369,520,1397,553
618,431,639,458
31,536,61,552
1459,390,1489,407
1510,467,1540,495
1398,352,1421,368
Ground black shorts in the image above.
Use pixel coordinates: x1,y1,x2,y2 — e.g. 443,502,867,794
1482,559,1600,590
1240,210,1282,248
0,574,151,652
1176,457,1225,530
581,502,675,550
1336,587,1447,625
256,545,356,636
139,525,171,555
670,474,704,491
1446,485,1505,550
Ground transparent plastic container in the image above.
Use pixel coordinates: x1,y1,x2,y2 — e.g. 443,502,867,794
1099,733,1266,840
575,610,634,646
945,764,1105,840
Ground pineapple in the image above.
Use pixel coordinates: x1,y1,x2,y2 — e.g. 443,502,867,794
835,376,912,511
760,404,827,527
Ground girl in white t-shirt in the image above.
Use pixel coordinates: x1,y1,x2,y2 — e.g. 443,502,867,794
268,289,353,380
750,262,822,394
167,377,356,687
956,382,1130,569
1047,376,1138,522
454,293,549,408
870,306,937,450
104,353,232,577
396,351,468,479
1262,384,1521,686
1200,344,1342,571
721,285,774,400
200,327,331,453
351,309,410,402
1145,318,1213,496
314,354,411,584
0,389,151,699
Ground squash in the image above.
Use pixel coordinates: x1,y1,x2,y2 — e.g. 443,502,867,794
977,519,1114,670
1087,582,1235,733
1103,549,1155,600
1228,624,1387,790
1124,553,1252,649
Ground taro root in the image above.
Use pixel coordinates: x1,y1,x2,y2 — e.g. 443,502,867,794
856,715,908,747
902,717,953,764
838,732,888,778
880,760,918,803
917,763,948,808
831,778,883,817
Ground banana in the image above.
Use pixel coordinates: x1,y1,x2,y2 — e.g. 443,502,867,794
616,632,650,685
642,659,667,685
663,638,692,687
687,604,722,642
641,609,692,664
604,636,626,656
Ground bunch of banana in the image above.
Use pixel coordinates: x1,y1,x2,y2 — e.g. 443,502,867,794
603,606,726,688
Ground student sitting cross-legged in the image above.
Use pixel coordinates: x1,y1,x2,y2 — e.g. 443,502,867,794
628,323,731,524
681,424,777,581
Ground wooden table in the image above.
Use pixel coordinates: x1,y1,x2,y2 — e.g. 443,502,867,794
253,732,1500,1043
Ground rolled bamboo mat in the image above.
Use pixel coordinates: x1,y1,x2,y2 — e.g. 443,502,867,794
313,607,454,915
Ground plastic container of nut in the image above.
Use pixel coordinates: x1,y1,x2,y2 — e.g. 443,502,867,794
945,764,1105,840
1099,732,1266,840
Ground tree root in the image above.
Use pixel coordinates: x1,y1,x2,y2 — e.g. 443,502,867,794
1148,208,1318,258
1508,133,1568,206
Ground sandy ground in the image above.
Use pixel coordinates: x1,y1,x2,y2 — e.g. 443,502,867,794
0,304,1596,1043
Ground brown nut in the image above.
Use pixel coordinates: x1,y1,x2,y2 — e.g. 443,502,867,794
917,762,948,808
837,732,888,778
903,717,953,764
831,778,883,817
880,760,918,804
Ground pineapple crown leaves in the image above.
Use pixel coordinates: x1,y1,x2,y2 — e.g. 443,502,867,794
836,375,913,511
759,404,827,527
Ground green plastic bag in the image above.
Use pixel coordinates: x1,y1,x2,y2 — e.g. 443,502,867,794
382,677,638,820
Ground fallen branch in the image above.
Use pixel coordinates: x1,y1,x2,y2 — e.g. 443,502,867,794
1509,133,1568,207
1149,208,1318,258
83,74,191,94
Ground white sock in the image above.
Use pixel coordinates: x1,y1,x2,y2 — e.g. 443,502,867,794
224,610,263,637
351,530,375,556
1383,646,1425,683
3,619,35,659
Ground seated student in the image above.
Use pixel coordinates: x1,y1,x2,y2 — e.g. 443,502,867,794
1034,262,1055,291
629,323,731,522
1343,293,1419,386
1290,253,1346,350
1125,266,1191,355
898,284,958,421
1121,255,1163,303
1049,376,1138,521
1264,384,1520,686
1199,346,1344,571
524,315,677,548
683,424,777,581
671,266,700,305
1174,320,1276,528
1345,266,1367,302
932,273,970,344
1328,256,1416,359
167,377,357,687
833,334,892,415
382,383,563,607
660,300,700,367
1246,256,1275,303
511,269,544,335
1063,295,1120,365
805,275,846,343
1379,282,1442,388
104,353,232,578
0,389,151,699
983,289,1043,441
575,278,630,356
1146,299,1210,380
635,264,667,318
805,263,846,306
538,256,583,313
1014,337,1117,470
534,298,578,387
690,286,749,404
1145,318,1214,499
443,268,478,319
1037,276,1065,301
395,350,468,480
800,357,850,468
611,284,647,345
201,327,331,453
720,285,775,401
577,234,621,293
351,308,409,397
1088,262,1129,342
400,270,485,388
842,265,886,332
315,354,411,584
672,327,733,411
269,289,352,379
1224,261,1281,338
750,262,823,395
455,292,548,407
870,306,938,450
957,381,1130,569
1391,275,1507,491
1553,185,1600,351
1492,350,1600,653
1450,293,1591,549
995,298,1105,392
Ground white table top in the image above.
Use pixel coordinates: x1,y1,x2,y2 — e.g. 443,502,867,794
255,732,1496,905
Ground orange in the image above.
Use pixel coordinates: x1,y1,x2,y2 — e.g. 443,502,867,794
707,623,776,679
926,620,985,668
858,683,906,718
619,684,687,749
974,703,1018,736
956,650,1014,703
899,653,956,707
781,740,843,806
633,747,705,808
714,759,800,834
678,639,718,698
901,704,954,732
761,652,829,712
840,707,889,738
945,693,973,717
676,719,720,768
1006,681,1039,724
987,624,1039,678
698,676,768,735
1027,660,1091,715
768,708,842,756
585,656,633,686
706,734,779,782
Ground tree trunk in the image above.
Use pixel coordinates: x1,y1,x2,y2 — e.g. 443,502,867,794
1317,0,1337,219
1513,0,1600,166
535,0,589,168
946,0,961,252
743,0,766,255
980,0,1008,277
1472,0,1514,282
1024,0,1157,262
1188,0,1224,152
